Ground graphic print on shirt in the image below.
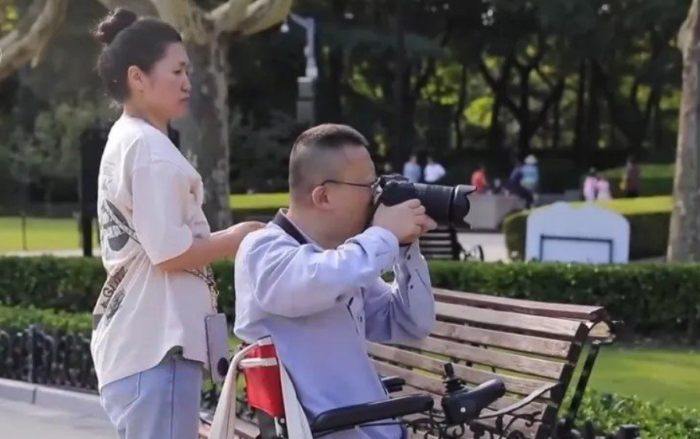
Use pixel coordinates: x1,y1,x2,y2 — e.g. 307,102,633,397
93,197,138,328
185,265,220,309
93,266,127,329
99,199,140,251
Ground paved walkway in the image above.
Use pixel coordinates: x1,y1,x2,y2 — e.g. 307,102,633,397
0,398,116,439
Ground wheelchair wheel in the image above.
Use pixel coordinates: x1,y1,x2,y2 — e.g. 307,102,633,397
465,244,484,262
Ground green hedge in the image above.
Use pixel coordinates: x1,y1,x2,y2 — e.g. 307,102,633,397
571,389,700,439
503,196,672,261
0,305,92,333
2,256,700,338
599,164,674,197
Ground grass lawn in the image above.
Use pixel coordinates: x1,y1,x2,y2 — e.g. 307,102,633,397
586,345,700,408
568,195,671,214
0,216,99,253
0,193,290,253
230,192,288,210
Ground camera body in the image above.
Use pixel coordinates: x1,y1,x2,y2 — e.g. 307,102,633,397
373,174,476,229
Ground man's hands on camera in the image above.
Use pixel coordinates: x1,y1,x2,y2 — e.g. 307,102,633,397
372,199,438,245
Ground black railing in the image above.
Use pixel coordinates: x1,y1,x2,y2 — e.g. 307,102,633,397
0,325,97,391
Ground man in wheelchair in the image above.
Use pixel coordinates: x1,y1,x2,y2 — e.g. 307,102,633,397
231,124,439,439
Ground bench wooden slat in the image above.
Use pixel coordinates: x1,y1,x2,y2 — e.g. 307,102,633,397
420,233,454,239
369,343,556,399
418,243,458,249
434,289,608,322
436,302,583,339
398,335,565,380
419,240,455,245
431,321,572,359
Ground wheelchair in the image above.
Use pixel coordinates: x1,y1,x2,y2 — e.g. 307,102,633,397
203,337,509,439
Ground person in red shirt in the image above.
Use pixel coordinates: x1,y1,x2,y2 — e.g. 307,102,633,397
471,163,488,193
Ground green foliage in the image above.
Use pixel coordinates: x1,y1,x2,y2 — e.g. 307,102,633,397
8,99,108,183
503,197,672,261
229,110,305,193
0,256,107,313
0,3,19,34
0,305,92,333
570,389,700,439
3,255,700,338
599,164,675,197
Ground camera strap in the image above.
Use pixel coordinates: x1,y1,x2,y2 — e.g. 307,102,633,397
272,210,309,246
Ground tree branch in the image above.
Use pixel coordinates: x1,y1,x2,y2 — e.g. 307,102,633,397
150,0,211,44
210,0,292,36
478,55,519,116
529,78,565,141
0,0,69,82
92,0,158,17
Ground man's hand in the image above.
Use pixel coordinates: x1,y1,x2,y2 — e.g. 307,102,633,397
372,199,437,245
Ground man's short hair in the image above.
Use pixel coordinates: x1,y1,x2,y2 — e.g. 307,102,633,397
289,124,369,201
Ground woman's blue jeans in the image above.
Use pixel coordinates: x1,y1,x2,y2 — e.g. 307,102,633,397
99,353,203,439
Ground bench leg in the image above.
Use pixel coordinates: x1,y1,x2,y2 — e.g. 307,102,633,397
564,340,603,423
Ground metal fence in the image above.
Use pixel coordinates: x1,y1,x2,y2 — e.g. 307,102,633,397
0,325,227,411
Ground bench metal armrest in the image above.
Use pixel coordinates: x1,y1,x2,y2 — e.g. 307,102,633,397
476,382,559,420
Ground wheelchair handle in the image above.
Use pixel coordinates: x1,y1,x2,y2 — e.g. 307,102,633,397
441,378,507,425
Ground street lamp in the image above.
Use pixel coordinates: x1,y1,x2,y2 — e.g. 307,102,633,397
281,13,318,124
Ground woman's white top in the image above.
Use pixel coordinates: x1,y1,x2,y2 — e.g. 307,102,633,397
90,113,217,390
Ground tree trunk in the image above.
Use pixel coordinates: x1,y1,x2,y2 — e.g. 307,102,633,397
175,40,231,232
391,0,407,172
584,62,601,159
668,0,700,262
454,62,468,150
573,61,587,153
552,91,561,149
517,66,531,156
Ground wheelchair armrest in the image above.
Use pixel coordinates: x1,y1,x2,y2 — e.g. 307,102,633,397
310,394,434,434
381,376,405,393
476,382,559,420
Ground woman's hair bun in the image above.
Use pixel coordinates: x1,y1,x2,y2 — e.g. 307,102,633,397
93,8,138,46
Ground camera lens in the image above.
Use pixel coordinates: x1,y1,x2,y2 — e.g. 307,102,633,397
414,183,473,229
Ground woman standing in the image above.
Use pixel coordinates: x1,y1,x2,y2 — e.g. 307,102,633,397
90,8,263,439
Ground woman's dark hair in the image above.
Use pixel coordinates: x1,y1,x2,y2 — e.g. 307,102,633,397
93,8,182,102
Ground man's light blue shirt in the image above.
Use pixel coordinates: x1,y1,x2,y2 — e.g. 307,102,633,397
234,211,436,439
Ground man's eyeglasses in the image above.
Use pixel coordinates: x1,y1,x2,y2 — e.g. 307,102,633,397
321,178,381,191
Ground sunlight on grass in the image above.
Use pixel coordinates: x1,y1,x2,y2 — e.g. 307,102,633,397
586,345,700,408
0,193,291,253
0,217,98,253
229,193,289,210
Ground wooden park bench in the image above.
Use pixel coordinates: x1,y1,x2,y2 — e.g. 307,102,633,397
418,226,484,262
199,288,619,439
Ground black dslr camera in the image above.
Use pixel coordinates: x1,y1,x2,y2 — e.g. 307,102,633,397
373,174,476,229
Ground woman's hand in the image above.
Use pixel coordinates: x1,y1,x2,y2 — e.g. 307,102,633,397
224,221,266,257
156,221,266,271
